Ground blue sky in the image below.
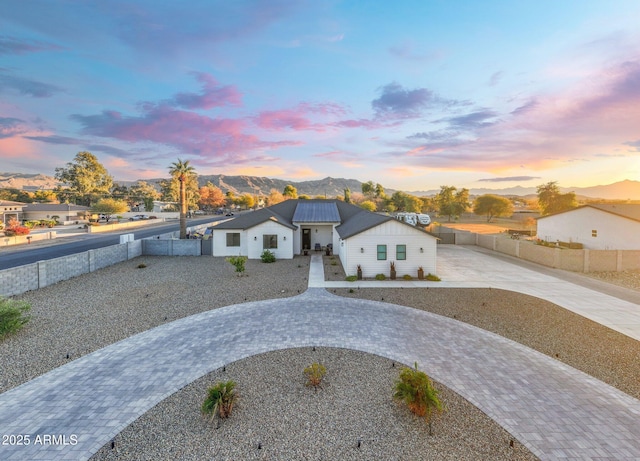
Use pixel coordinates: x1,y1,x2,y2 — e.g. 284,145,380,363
1,0,639,192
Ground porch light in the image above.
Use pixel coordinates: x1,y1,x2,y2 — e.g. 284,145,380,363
360,247,364,253
283,236,286,241
420,247,424,253
254,236,257,241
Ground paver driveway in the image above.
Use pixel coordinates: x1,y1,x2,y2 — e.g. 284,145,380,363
1,252,639,460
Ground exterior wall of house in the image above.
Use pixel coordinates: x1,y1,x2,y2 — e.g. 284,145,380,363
537,208,640,250
339,220,437,278
213,222,295,259
247,221,294,259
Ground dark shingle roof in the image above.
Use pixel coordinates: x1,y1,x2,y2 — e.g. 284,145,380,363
212,208,297,231
211,199,430,239
292,201,340,222
24,204,90,211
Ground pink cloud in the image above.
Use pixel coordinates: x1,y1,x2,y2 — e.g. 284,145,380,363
169,72,242,109
253,102,347,132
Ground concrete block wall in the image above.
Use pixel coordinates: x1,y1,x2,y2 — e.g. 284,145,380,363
0,264,39,297
141,239,201,256
621,251,640,271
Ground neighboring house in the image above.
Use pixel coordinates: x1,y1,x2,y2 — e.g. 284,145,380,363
23,203,90,222
211,199,438,277
0,200,27,227
537,204,640,250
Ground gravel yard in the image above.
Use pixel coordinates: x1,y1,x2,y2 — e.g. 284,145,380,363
2,253,639,460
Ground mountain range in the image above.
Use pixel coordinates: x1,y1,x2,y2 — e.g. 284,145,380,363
1,172,639,200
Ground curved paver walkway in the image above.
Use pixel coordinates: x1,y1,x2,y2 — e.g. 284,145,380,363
1,254,640,460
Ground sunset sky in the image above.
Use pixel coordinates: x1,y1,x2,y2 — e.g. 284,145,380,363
1,1,639,192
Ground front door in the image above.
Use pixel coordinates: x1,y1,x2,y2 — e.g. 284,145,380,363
302,228,311,251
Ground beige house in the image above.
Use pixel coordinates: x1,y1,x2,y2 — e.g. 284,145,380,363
0,200,27,227
23,203,90,223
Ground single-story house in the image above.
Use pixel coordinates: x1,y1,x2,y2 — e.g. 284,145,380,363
23,203,91,223
210,199,438,278
537,204,640,250
1,200,27,227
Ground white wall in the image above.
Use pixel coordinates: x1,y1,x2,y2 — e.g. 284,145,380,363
340,220,437,277
212,229,248,257
537,207,640,250
246,221,294,259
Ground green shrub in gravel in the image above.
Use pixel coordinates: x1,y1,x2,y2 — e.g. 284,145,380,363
304,362,326,388
426,273,441,281
394,362,444,435
375,273,386,280
202,381,238,421
260,250,276,263
345,275,357,282
226,255,247,274
0,297,31,340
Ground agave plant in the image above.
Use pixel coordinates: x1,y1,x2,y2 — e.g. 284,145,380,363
394,362,444,435
202,380,238,421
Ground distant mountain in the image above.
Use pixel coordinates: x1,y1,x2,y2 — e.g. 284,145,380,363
408,180,640,200
0,172,60,190
2,172,639,200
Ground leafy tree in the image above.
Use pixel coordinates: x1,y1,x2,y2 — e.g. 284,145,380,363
298,194,311,200
91,198,129,221
536,181,578,215
0,297,31,340
198,182,226,211
130,181,160,212
33,190,57,202
168,159,197,239
360,200,377,212
267,188,284,205
436,186,469,222
394,362,444,435
54,152,113,206
283,184,298,199
473,194,514,222
238,193,255,210
375,183,386,198
0,188,34,202
361,180,375,197
344,187,351,203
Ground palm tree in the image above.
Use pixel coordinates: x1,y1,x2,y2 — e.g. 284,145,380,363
168,158,196,239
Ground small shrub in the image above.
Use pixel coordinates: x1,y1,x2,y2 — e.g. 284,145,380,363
226,255,247,274
137,263,147,269
23,220,40,229
375,273,386,280
202,380,238,421
260,249,276,263
0,297,31,340
349,288,354,293
5,226,30,236
426,273,441,281
403,274,413,280
394,362,444,435
345,275,357,282
330,260,337,266
304,362,326,388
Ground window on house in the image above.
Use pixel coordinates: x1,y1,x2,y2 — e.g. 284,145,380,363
396,244,406,260
263,234,278,249
592,230,597,237
226,233,240,247
377,244,387,260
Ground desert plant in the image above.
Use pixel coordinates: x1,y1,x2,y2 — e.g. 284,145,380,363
226,255,247,274
0,297,31,340
260,249,276,263
330,260,337,266
426,273,441,281
137,263,147,269
375,273,386,280
394,362,444,435
202,380,238,421
304,362,326,388
403,274,413,280
345,275,357,282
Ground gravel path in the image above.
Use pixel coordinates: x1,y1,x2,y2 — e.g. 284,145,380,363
2,254,639,460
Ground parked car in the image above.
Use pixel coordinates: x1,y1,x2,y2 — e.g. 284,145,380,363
129,214,149,221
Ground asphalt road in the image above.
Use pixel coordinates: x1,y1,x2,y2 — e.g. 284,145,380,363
0,217,224,270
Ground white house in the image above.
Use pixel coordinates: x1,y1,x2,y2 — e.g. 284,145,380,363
0,200,27,227
537,204,640,250
23,203,90,223
210,199,438,277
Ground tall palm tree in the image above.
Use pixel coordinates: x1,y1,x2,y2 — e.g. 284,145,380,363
168,158,196,239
